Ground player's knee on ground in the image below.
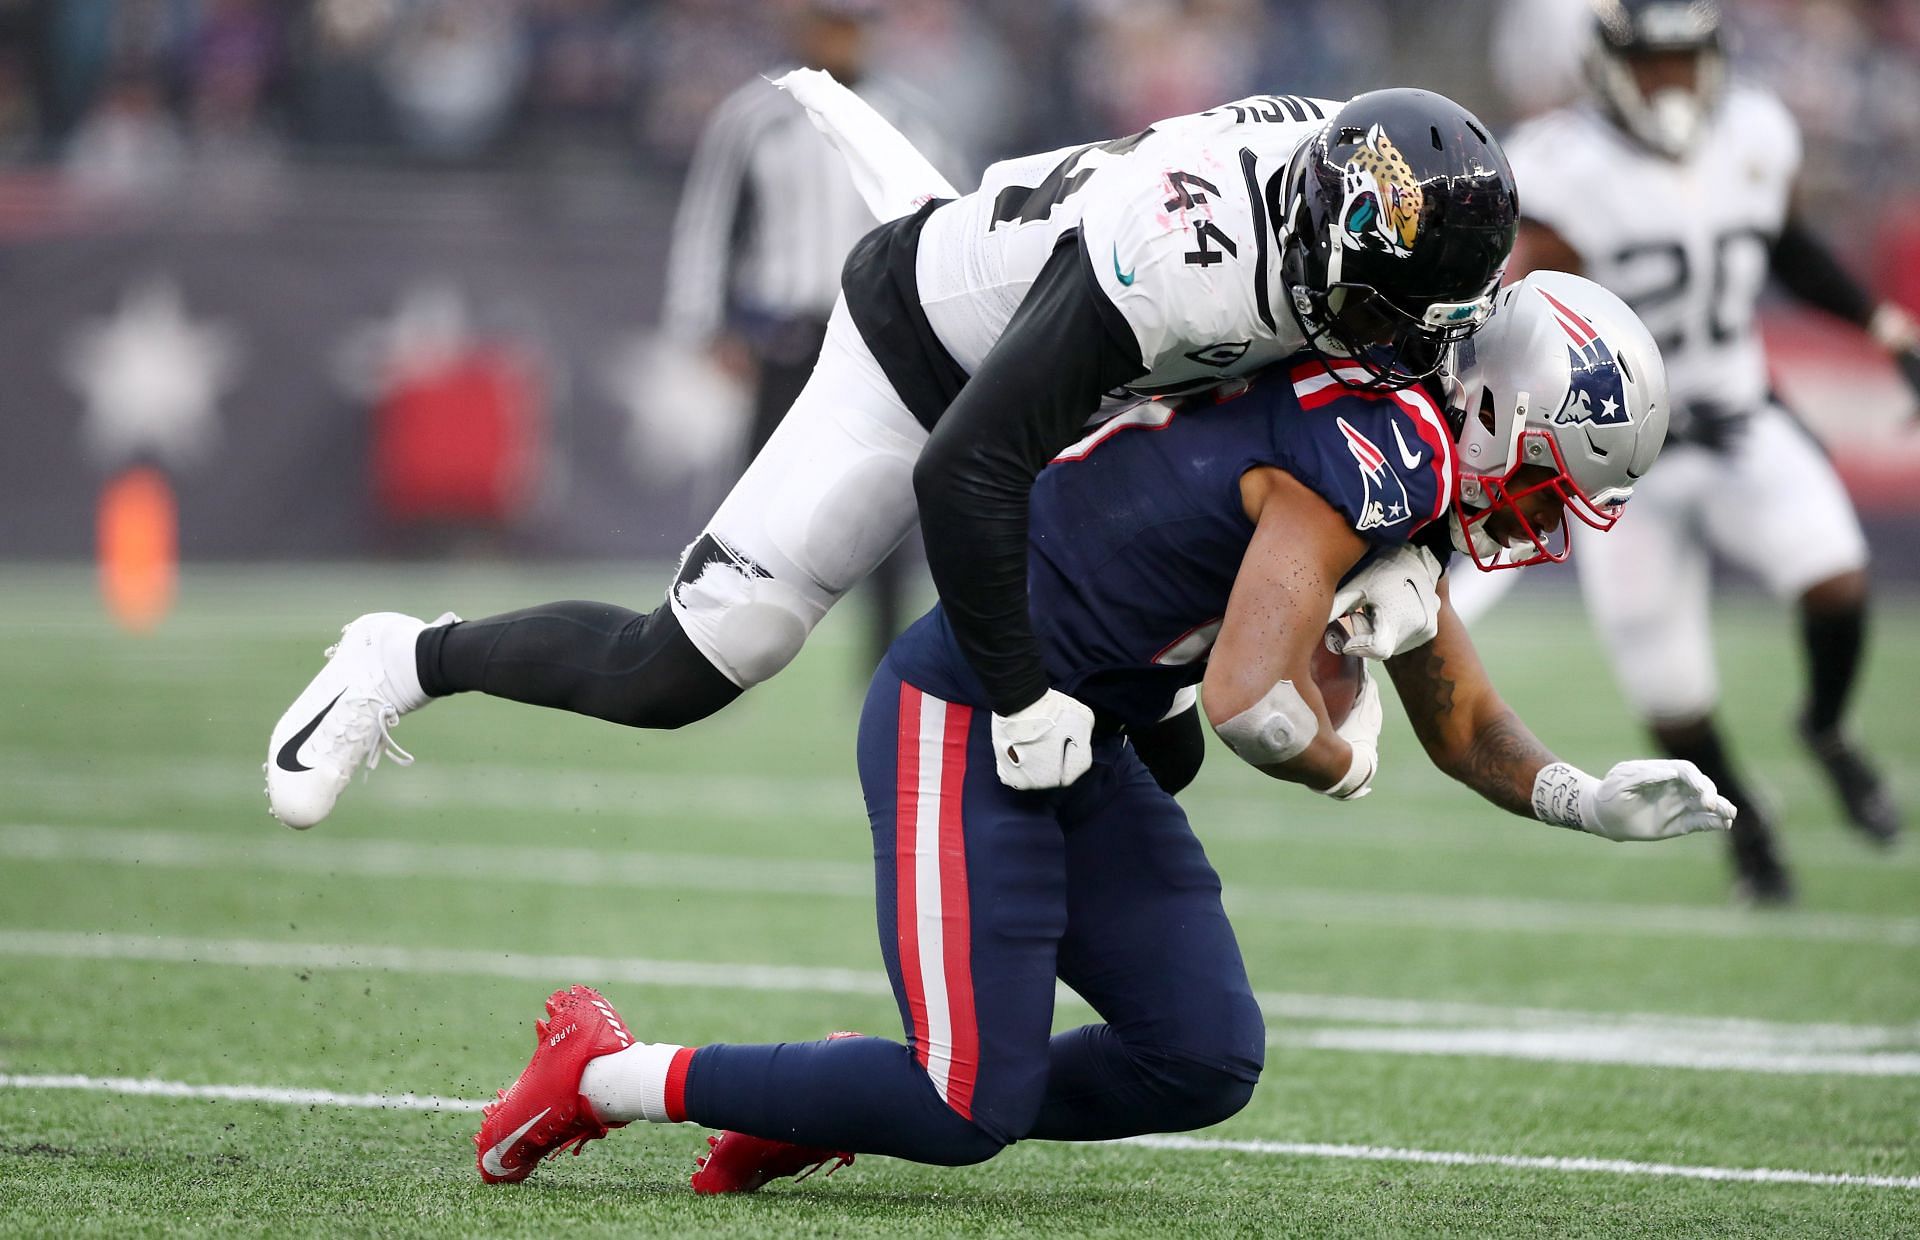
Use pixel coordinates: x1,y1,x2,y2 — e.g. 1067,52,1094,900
1136,1026,1265,1130
1134,991,1266,1131
1141,1049,1260,1131
907,1109,1018,1167
909,1052,1051,1166
930,1067,1056,1165
670,534,827,688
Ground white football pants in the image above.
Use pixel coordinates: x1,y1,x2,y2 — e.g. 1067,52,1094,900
1573,404,1867,723
667,296,929,687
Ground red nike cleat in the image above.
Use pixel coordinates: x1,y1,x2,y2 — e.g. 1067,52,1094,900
691,1131,854,1195
474,984,633,1184
689,1029,858,1194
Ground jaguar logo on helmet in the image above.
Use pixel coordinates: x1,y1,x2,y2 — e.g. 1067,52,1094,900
1338,125,1423,258
1277,89,1517,392
1541,289,1630,427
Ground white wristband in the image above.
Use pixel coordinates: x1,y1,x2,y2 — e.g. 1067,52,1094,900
1531,762,1599,831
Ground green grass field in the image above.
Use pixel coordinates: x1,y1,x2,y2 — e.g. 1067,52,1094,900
0,563,1915,1237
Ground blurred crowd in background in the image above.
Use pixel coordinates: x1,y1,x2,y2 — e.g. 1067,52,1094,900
0,0,1387,188
1,0,1916,232
3,0,1920,569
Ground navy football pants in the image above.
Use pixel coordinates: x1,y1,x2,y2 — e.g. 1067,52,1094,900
680,662,1266,1164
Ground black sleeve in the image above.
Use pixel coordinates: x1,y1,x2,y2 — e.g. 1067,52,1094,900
1130,702,1207,795
1770,216,1876,328
912,235,1148,716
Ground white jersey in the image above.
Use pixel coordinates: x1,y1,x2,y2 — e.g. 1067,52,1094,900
1506,84,1800,421
916,94,1337,411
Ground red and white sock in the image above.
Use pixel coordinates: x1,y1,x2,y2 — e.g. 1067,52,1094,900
579,1042,696,1124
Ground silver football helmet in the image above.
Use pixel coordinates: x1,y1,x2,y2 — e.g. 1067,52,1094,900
1586,0,1726,159
1443,271,1669,570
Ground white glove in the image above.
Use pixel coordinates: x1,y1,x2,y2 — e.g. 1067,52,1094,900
1320,665,1383,800
1328,545,1443,660
992,689,1095,791
1532,759,1738,841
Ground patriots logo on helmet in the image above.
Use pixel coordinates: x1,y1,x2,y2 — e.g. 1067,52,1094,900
1540,289,1629,427
1338,125,1424,258
1338,416,1413,531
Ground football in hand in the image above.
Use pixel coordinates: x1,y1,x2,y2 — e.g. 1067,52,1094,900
1312,623,1366,729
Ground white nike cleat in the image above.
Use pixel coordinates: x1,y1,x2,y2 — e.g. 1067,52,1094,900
264,610,456,829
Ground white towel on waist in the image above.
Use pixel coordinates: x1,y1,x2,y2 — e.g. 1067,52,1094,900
771,68,959,223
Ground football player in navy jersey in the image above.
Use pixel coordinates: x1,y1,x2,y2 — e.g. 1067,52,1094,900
266,82,1520,830
470,273,1735,1191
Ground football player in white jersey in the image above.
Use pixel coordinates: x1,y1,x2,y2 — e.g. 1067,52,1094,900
266,86,1520,828
1460,0,1919,901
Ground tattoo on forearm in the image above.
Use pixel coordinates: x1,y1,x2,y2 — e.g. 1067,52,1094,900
1390,647,1553,818
1459,711,1556,818
1390,648,1455,751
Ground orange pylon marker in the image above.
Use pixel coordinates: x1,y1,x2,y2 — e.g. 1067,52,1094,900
97,465,178,633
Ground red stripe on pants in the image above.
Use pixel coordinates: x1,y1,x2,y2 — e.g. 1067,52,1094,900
936,700,978,1119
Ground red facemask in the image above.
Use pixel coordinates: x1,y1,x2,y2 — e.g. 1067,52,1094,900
1453,429,1626,570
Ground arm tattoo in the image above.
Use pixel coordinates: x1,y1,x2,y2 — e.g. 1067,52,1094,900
1390,646,1555,819
1458,710,1557,818
1389,648,1455,751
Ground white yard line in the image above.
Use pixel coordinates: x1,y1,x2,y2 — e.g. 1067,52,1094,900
2,929,1915,1076
5,822,1917,948
0,1074,480,1113
0,1072,1912,1191
1223,885,1920,947
0,824,872,898
1123,1134,1920,1192
1274,1027,1920,1077
1250,992,1916,1047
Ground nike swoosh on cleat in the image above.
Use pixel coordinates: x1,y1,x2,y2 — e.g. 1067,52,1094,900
275,691,345,774
1112,244,1136,286
481,1107,550,1179
1390,420,1424,470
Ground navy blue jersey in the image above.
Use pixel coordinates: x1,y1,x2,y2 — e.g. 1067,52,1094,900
890,359,1455,727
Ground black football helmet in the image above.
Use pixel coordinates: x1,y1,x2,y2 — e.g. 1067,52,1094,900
1274,88,1519,392
1587,0,1726,159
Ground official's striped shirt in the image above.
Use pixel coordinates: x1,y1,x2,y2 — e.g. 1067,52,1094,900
661,69,956,344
